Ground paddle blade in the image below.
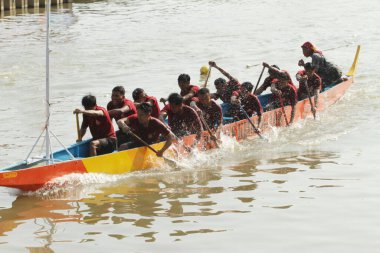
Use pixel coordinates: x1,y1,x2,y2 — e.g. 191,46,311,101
163,156,182,169
346,45,361,77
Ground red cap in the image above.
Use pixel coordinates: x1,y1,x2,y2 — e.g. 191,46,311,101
301,41,314,50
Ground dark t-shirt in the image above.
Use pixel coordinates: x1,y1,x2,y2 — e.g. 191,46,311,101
194,99,223,129
297,70,322,100
82,106,116,140
240,93,263,117
161,104,203,137
107,98,137,121
127,114,170,144
271,80,298,106
212,81,241,103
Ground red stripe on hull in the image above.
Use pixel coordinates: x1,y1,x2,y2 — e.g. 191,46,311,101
0,160,87,191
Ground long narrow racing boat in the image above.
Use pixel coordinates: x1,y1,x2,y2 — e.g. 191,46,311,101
0,46,360,191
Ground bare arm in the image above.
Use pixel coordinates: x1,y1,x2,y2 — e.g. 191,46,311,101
313,88,319,108
209,61,238,83
159,111,168,124
290,105,295,124
109,105,132,119
79,121,87,140
257,115,262,129
183,90,196,102
73,108,104,117
117,117,131,133
156,133,174,157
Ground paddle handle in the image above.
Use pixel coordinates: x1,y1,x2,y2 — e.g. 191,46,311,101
128,130,159,154
304,81,316,119
253,66,266,93
198,113,219,148
203,67,212,88
240,106,263,139
279,97,290,126
75,113,82,141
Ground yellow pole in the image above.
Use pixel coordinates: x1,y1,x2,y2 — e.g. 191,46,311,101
346,45,361,77
76,113,82,141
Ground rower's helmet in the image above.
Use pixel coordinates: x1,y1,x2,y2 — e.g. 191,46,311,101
200,65,209,75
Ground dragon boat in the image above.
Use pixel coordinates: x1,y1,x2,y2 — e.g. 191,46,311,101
0,46,360,191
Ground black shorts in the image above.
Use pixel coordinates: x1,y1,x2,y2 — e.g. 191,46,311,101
116,130,132,148
97,137,117,155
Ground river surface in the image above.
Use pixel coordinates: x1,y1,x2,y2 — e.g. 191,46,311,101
1,0,380,252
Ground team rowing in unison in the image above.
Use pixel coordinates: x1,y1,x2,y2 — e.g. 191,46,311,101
73,42,345,158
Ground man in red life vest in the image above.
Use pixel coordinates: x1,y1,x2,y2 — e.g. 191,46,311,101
233,82,263,127
190,88,223,133
132,88,160,119
107,86,137,147
117,103,174,156
296,62,322,114
160,93,203,140
263,62,298,124
74,95,116,157
160,74,199,106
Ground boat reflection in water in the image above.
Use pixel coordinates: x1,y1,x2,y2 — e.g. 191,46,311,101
0,148,343,246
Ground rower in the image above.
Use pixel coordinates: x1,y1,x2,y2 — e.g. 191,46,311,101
254,64,280,95
298,41,343,90
296,62,322,111
117,103,174,157
160,74,199,106
190,88,223,132
255,64,296,96
263,62,298,124
74,95,116,157
132,88,160,118
160,93,203,140
233,82,263,128
107,86,137,147
208,62,240,117
107,86,137,121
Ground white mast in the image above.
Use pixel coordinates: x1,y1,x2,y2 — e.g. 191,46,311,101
45,0,51,164
25,0,76,164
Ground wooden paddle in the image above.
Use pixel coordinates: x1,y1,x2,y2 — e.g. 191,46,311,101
278,96,290,126
240,106,265,140
203,66,212,88
253,66,266,94
198,112,219,148
75,113,82,142
303,79,316,119
127,129,179,168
